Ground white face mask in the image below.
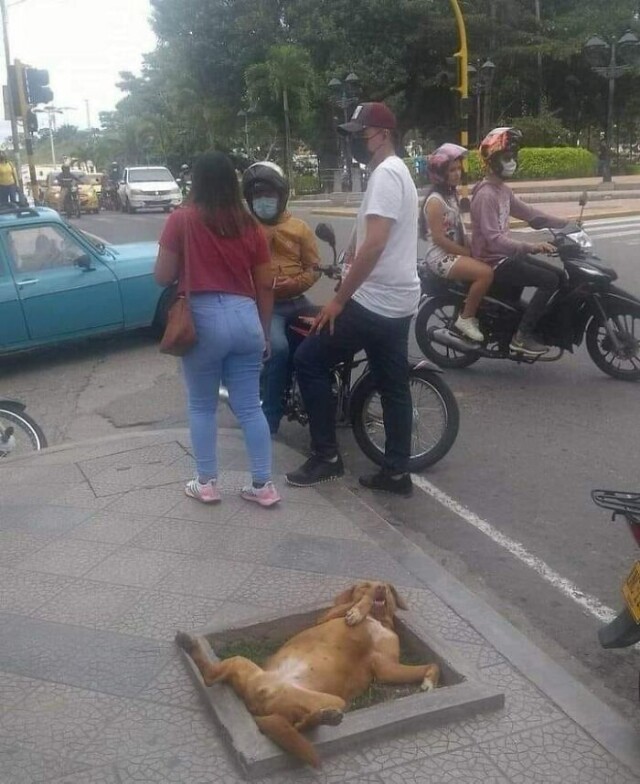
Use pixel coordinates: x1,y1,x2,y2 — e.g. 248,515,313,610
501,159,518,178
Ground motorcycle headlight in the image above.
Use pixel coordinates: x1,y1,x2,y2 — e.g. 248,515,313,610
566,229,593,249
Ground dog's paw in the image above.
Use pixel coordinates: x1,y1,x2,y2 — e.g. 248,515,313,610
319,708,344,726
421,676,436,692
345,607,363,626
175,631,197,653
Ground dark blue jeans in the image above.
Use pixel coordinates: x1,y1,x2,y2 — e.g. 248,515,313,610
293,299,413,473
262,295,312,430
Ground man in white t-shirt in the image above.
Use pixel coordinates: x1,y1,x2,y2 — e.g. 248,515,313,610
286,102,419,496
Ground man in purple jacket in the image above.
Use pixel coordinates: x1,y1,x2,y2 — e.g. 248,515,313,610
470,127,566,355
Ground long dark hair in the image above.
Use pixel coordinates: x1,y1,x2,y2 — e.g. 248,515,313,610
189,151,254,237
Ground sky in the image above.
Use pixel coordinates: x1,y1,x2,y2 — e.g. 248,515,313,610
1,0,156,137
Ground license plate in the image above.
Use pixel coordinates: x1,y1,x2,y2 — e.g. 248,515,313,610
622,561,640,623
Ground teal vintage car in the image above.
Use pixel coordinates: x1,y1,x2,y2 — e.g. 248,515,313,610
0,204,170,354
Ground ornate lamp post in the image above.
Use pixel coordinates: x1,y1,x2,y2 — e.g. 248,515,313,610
328,72,360,191
584,30,640,183
237,107,255,157
469,59,496,143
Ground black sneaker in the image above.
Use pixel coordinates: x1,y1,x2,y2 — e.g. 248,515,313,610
509,332,549,356
359,471,413,497
286,454,344,487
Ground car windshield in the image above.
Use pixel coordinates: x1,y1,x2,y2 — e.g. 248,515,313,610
128,168,174,183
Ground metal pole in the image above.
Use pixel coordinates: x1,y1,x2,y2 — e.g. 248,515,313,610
604,43,615,183
48,113,56,165
448,0,470,209
0,0,21,184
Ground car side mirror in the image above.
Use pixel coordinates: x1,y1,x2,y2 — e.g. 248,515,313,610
315,222,336,248
75,254,94,271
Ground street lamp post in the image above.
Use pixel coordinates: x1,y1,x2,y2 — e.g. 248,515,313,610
469,59,496,143
584,30,640,183
328,72,360,192
34,106,63,166
236,107,255,157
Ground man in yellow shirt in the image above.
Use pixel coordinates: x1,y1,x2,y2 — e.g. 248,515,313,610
0,152,18,205
242,161,321,434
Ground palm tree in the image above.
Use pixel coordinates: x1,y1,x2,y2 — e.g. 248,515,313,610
245,44,314,186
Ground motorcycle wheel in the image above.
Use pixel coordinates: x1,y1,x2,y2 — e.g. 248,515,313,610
350,368,459,472
415,297,481,369
0,405,47,458
586,302,640,381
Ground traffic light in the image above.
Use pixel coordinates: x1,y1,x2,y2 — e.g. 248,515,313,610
24,68,53,105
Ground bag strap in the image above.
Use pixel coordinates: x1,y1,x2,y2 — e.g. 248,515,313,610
183,211,192,302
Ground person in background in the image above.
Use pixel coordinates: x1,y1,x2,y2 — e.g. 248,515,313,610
0,152,19,204
471,127,566,355
420,143,493,343
242,161,321,435
286,102,420,497
154,151,280,507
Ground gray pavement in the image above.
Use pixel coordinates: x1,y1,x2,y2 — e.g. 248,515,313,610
1,429,639,783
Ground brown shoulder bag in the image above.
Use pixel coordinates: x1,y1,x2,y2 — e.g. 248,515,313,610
159,217,197,356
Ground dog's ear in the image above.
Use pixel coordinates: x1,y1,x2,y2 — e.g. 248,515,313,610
333,585,356,606
389,584,408,611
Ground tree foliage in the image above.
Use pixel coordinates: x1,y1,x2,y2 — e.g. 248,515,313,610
91,0,640,170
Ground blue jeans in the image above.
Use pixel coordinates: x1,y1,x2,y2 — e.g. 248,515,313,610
262,296,312,431
181,293,272,483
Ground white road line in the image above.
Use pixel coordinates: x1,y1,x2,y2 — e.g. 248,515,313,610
411,474,617,624
589,229,640,239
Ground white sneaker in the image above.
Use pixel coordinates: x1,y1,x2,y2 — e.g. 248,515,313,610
454,316,484,343
241,481,281,507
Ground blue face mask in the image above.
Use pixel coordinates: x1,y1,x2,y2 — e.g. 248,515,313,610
252,196,279,221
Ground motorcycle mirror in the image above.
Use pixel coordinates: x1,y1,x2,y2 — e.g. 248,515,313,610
529,217,547,230
579,190,588,207
315,222,336,248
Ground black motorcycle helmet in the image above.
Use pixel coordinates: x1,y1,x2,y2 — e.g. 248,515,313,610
241,161,289,224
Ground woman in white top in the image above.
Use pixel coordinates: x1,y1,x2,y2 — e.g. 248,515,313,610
420,143,492,343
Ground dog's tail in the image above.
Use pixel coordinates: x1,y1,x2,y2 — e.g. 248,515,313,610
254,714,320,768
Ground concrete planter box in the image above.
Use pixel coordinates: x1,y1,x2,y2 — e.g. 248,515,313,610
178,602,505,778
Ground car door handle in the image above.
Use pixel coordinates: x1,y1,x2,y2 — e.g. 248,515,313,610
17,278,39,288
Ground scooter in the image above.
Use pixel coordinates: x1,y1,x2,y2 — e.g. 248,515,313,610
593,489,640,699
416,193,640,381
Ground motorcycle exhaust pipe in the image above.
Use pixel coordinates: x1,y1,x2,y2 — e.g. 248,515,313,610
429,327,478,353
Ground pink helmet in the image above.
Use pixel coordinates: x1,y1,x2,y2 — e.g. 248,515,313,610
426,143,468,185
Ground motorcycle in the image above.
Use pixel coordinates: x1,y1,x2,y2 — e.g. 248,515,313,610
63,182,82,219
593,489,640,699
0,399,47,458
415,193,640,381
221,223,460,472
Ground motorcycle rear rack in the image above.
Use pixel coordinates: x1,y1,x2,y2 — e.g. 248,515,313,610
591,489,640,519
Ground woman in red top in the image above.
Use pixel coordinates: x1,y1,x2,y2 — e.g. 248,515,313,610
155,152,280,507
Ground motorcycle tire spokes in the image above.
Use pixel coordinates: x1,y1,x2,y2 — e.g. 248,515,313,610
353,370,459,471
587,309,640,380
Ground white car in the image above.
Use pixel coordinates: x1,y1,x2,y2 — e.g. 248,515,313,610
118,166,182,214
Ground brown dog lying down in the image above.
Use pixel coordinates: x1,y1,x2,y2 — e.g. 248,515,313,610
176,581,440,768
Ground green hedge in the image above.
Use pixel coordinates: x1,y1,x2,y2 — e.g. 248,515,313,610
407,147,597,185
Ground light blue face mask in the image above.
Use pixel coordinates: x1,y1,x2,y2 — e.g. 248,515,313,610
253,196,279,221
